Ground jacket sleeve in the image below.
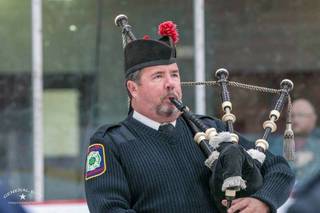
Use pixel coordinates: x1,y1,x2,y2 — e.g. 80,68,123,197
84,128,136,213
250,148,295,213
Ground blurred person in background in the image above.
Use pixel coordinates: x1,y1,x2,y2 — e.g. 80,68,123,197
270,98,320,188
287,171,320,213
290,98,320,188
269,98,320,186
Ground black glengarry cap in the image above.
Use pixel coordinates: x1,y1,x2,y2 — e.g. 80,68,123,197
124,21,179,77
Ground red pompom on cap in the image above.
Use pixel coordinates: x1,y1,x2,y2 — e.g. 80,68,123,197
158,21,179,44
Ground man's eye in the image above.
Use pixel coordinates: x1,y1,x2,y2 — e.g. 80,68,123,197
154,74,162,79
171,73,179,78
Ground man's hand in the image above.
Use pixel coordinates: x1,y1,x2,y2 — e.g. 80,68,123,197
222,197,270,213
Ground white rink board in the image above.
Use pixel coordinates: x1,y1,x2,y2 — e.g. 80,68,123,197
23,200,89,213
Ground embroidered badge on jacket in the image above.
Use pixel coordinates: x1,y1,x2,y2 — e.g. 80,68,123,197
85,143,106,180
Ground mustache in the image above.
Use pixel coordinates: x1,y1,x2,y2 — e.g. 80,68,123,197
160,92,179,101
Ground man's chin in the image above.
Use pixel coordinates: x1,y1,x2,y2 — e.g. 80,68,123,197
157,106,179,118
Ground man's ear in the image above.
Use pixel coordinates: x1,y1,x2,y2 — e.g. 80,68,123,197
127,80,138,98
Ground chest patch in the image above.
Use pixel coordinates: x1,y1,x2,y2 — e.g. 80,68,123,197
85,144,106,180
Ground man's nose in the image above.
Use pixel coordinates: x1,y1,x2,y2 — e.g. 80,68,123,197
164,75,175,90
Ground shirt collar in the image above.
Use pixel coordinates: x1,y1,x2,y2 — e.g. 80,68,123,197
132,111,176,130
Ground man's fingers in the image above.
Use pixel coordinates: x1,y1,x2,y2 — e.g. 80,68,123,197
230,198,244,205
221,198,244,207
227,199,249,213
225,198,270,213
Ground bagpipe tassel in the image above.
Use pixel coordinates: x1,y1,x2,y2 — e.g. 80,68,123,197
283,122,295,161
283,96,295,161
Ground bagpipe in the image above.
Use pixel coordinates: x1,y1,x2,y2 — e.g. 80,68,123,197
114,14,295,212
170,70,294,212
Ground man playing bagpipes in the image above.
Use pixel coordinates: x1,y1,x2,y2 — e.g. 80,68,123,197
84,15,295,213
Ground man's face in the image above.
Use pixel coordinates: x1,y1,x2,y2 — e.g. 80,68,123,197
291,99,317,136
128,63,182,123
